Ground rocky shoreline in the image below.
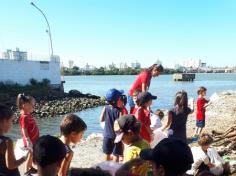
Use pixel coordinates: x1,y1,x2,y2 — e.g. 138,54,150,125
33,90,105,119
2,89,105,123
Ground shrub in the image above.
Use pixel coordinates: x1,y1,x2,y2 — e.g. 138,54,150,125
41,79,51,86
29,78,38,86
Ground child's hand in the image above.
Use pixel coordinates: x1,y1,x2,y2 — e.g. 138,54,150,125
208,163,215,168
25,138,33,151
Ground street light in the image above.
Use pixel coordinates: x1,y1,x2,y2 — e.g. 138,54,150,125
30,2,54,57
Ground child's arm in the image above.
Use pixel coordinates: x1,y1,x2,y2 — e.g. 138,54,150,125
161,111,173,131
21,127,32,148
21,127,29,138
5,139,27,169
146,125,153,137
99,107,105,123
203,98,210,108
58,151,74,176
21,116,33,148
204,102,210,108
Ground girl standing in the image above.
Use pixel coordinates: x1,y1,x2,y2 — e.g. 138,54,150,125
162,90,192,143
135,92,157,143
16,94,39,175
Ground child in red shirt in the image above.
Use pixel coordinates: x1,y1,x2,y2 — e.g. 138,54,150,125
194,87,209,136
17,93,39,175
135,92,157,143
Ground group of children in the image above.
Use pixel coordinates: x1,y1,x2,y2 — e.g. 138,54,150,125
0,84,223,176
98,86,227,175
0,94,88,176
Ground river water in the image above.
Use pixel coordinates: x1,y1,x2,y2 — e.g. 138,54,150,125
9,73,236,139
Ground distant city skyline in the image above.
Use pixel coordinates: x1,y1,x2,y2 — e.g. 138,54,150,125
0,0,236,68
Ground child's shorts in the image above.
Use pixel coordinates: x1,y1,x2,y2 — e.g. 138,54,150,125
103,137,123,156
196,120,205,128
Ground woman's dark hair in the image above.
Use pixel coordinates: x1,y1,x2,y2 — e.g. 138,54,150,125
0,104,14,121
16,93,34,110
174,90,188,113
148,64,164,73
60,114,87,136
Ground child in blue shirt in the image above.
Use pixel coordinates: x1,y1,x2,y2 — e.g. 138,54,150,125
99,88,124,162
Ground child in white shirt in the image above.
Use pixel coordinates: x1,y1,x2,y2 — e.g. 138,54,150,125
150,109,164,131
187,133,225,176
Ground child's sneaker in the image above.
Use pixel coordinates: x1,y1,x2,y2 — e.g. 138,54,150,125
191,135,198,142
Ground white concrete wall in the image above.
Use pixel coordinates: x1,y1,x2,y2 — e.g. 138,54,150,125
0,59,61,85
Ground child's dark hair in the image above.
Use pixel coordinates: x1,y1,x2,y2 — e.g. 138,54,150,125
155,109,164,120
198,133,213,146
33,135,66,168
0,104,14,121
107,99,120,107
16,93,34,110
120,95,127,106
174,90,188,113
127,122,141,135
69,168,111,176
197,86,207,95
60,114,87,136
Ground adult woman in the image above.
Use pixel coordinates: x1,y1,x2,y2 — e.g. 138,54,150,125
128,64,164,111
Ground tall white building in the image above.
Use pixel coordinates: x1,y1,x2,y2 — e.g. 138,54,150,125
68,60,74,69
131,61,141,69
3,48,27,60
84,63,95,71
182,59,201,68
119,62,128,70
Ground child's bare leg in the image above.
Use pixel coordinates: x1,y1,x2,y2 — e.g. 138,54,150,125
119,155,123,162
105,154,112,161
194,128,199,136
198,127,203,135
113,155,119,162
25,150,33,172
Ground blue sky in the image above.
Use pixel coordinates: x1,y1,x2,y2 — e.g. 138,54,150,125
0,0,236,67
